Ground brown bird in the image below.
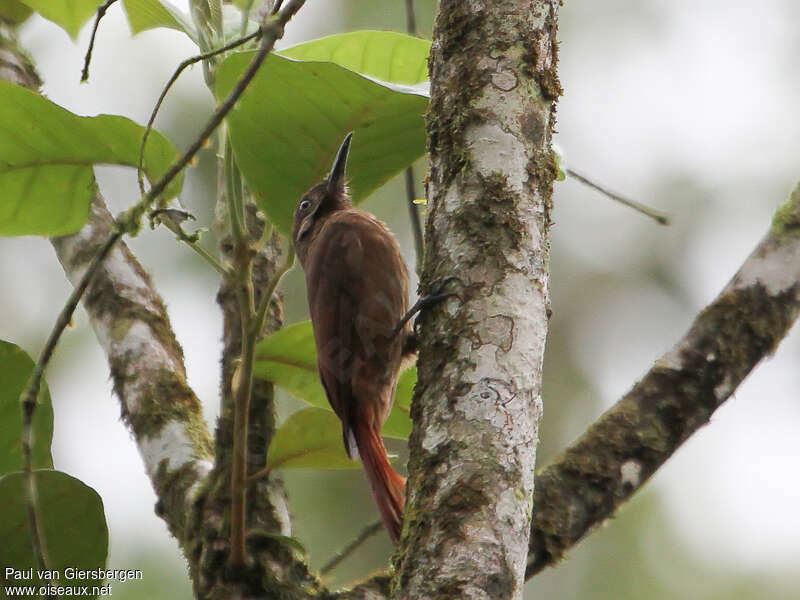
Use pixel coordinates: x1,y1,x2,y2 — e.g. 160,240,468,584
292,133,411,543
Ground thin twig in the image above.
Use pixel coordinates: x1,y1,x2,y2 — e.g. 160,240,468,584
230,244,294,565
403,0,424,273
20,230,121,578
137,30,261,196
134,4,304,214
81,0,119,83
566,167,671,226
224,134,248,246
224,0,308,567
319,520,383,576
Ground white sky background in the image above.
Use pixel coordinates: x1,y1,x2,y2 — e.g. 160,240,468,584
0,0,797,587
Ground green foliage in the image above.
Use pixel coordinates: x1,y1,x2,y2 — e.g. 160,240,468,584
280,30,431,84
254,319,321,406
0,470,108,590
0,341,53,475
254,321,415,439
121,0,197,41
0,0,32,24
18,0,98,40
266,407,359,470
0,81,181,237
215,31,429,233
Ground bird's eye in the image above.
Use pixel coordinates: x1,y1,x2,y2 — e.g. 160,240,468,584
299,199,311,212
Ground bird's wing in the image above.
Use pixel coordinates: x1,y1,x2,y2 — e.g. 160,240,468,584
305,216,365,457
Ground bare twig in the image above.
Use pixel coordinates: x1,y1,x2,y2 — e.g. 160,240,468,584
403,0,424,273
137,29,261,196
130,3,305,221
81,0,119,83
567,167,671,225
223,0,308,568
20,230,121,577
404,166,424,274
319,520,383,576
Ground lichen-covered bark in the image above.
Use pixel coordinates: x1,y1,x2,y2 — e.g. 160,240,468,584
526,182,800,577
395,2,561,599
50,196,215,542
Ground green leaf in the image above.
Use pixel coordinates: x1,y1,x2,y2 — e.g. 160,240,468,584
0,0,33,24
0,470,108,588
254,320,415,439
121,0,197,41
382,367,416,440
254,320,323,406
0,81,181,237
19,0,98,40
215,33,429,234
281,31,431,85
266,407,359,471
0,341,53,476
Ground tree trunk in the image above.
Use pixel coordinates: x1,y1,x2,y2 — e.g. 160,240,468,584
394,2,561,599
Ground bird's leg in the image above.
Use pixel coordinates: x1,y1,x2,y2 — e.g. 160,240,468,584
393,276,462,343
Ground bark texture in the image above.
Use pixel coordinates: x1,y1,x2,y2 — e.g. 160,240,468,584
394,2,561,599
527,182,800,576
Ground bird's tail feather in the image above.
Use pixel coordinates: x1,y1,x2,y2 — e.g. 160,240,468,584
354,421,405,544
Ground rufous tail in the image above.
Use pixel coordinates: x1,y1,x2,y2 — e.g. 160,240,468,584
353,421,406,544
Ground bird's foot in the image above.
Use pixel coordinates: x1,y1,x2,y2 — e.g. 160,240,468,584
393,276,463,339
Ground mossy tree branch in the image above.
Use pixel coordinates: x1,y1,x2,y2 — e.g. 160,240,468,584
526,181,800,577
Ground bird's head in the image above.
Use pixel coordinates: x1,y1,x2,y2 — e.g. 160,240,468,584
292,132,354,264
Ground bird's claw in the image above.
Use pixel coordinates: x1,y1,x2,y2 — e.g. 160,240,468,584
393,276,464,338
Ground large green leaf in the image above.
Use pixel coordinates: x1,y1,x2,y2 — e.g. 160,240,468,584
0,470,108,589
215,32,429,234
281,31,431,85
19,0,98,40
0,0,33,24
121,0,197,41
265,407,359,471
0,341,53,476
254,319,322,406
254,320,415,439
0,81,181,237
